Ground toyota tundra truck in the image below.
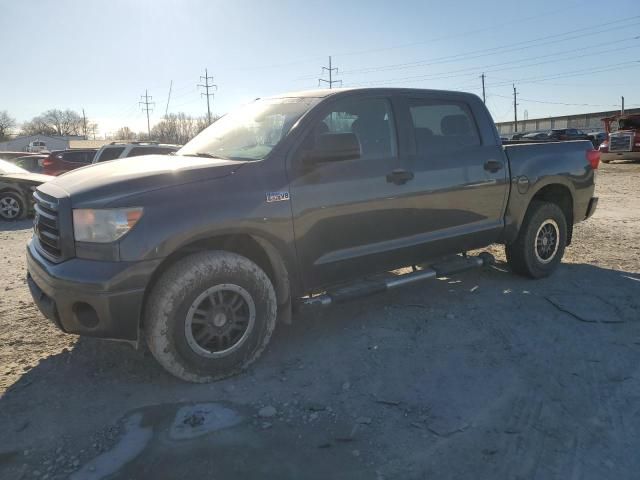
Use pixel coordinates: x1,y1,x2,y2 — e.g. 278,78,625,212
26,88,599,382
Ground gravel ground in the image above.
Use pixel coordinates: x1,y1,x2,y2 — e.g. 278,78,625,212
1,161,639,479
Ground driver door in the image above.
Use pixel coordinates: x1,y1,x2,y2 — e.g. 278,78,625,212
288,95,408,290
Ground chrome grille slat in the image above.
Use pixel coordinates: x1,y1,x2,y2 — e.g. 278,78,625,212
609,134,633,152
33,190,62,259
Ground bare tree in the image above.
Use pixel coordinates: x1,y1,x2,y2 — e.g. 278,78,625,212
21,109,85,136
0,111,16,140
151,113,216,145
115,126,136,141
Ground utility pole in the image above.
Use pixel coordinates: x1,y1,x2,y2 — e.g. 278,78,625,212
621,95,625,114
139,90,155,139
319,56,342,89
513,84,519,133
198,68,217,124
165,80,173,118
480,73,486,104
82,109,87,138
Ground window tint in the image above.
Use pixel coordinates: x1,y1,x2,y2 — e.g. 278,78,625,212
312,97,396,161
409,100,480,154
96,147,124,162
126,147,176,157
64,151,91,163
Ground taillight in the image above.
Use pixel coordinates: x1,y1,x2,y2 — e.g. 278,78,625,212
586,149,600,170
42,156,53,166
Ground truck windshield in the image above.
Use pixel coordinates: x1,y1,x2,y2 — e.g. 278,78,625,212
618,117,640,130
178,97,320,161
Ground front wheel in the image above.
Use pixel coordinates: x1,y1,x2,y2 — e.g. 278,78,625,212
144,251,277,383
505,201,567,279
0,192,26,221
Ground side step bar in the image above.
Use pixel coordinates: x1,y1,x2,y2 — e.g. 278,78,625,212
301,252,494,307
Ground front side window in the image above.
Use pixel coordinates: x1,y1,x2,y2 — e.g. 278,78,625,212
409,100,480,155
312,97,396,161
179,97,320,161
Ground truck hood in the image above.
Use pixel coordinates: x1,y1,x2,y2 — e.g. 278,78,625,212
46,154,246,207
0,172,53,185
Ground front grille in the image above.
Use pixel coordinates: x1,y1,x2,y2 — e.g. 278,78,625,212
609,134,633,152
33,191,62,260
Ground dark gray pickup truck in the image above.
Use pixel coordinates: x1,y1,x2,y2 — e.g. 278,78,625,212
26,88,599,382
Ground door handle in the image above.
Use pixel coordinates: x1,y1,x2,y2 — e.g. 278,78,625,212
386,169,414,185
484,160,503,173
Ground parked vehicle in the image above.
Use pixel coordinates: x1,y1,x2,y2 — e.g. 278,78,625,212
0,151,44,161
92,142,180,163
26,140,48,153
0,160,52,220
522,132,550,141
12,154,48,173
587,131,607,149
547,128,590,142
599,114,640,163
27,87,599,382
41,149,98,176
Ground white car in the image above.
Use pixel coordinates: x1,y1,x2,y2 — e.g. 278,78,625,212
26,140,47,153
92,142,180,163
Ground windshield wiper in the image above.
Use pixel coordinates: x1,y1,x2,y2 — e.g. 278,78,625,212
180,152,222,159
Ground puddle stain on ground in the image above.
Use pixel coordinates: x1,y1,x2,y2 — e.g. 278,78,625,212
72,402,243,479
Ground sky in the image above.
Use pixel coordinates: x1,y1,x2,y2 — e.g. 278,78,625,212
1,0,638,137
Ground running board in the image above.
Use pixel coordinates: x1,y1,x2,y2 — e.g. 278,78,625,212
301,252,495,307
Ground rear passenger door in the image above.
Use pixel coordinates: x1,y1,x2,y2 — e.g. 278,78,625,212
393,94,509,258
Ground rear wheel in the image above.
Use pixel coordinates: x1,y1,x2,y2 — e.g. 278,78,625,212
505,201,567,279
144,251,277,383
0,192,26,221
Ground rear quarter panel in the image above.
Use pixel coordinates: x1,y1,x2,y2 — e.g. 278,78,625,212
501,140,595,243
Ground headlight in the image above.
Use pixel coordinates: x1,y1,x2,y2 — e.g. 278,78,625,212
73,208,143,243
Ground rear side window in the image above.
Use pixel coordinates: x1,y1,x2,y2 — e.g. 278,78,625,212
96,147,124,162
64,151,92,163
126,147,176,157
408,100,480,155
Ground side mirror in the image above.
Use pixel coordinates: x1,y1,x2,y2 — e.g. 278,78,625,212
305,132,361,164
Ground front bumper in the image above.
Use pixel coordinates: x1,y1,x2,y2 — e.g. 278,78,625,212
26,239,162,342
601,151,640,162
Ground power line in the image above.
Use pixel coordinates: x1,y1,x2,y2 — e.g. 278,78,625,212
307,20,640,86
318,56,342,89
340,38,637,88
330,1,585,59
139,89,155,139
513,84,518,133
165,80,173,117
490,93,624,108
333,15,639,77
198,68,217,124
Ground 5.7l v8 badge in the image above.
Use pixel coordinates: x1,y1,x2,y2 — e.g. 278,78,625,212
266,191,290,203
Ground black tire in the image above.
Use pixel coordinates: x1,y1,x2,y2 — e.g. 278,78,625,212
505,201,567,279
144,251,277,383
0,191,27,221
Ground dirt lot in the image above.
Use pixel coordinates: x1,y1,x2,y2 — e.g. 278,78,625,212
1,162,639,480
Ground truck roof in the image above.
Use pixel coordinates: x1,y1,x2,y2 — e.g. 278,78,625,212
267,87,480,100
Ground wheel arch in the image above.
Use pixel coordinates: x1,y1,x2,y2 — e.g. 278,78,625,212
527,183,574,245
140,232,293,332
503,180,575,246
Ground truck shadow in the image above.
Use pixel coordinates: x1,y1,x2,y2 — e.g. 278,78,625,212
1,261,640,479
0,218,32,232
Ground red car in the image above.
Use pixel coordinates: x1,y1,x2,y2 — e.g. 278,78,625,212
42,149,97,176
